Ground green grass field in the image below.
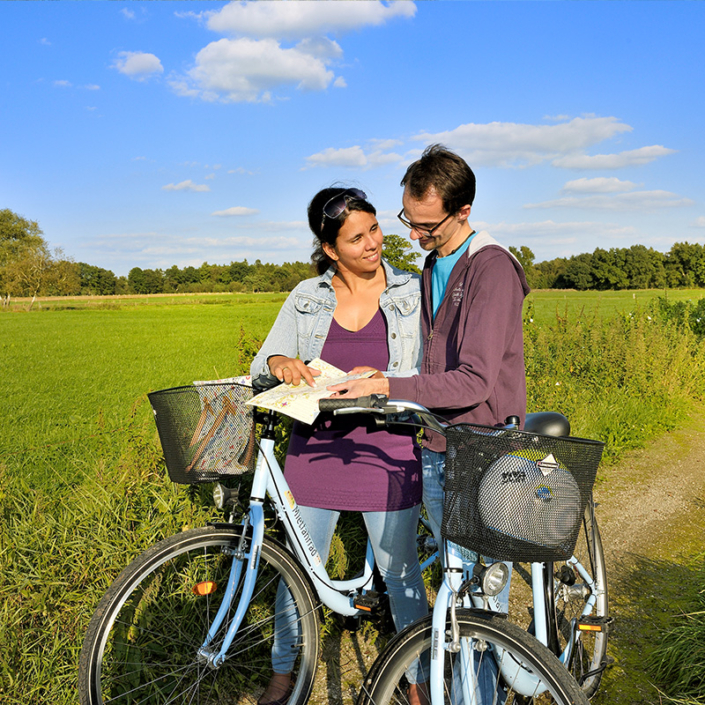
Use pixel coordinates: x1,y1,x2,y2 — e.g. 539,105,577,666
2,287,705,490
3,288,705,703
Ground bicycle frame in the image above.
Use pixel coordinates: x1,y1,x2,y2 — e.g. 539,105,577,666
427,541,603,701
196,417,437,669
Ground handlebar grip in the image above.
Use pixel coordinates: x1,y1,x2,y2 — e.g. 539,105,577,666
318,394,389,412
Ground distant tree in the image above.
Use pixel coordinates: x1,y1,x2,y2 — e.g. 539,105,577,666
382,234,421,273
78,263,117,295
561,253,595,290
0,208,47,267
509,246,538,287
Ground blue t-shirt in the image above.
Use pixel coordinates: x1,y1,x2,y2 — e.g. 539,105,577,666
431,233,476,319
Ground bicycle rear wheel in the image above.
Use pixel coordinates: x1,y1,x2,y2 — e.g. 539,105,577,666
360,610,589,705
79,526,321,705
552,502,609,698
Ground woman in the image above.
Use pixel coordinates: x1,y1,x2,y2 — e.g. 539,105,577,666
250,187,427,705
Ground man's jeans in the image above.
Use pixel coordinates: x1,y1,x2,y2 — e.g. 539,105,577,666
422,447,512,612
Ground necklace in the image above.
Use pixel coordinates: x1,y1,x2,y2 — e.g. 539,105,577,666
437,230,475,258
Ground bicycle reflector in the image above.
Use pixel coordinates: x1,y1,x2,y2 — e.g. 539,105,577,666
192,581,218,596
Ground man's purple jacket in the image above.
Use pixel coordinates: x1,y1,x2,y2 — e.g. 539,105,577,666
388,231,530,452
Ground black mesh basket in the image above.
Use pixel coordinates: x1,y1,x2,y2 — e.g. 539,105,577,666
148,383,257,484
442,423,604,562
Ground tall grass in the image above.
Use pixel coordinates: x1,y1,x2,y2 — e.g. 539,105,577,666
524,298,705,463
647,554,705,703
2,294,705,702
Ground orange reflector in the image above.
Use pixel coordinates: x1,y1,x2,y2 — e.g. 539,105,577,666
192,581,217,596
577,623,602,632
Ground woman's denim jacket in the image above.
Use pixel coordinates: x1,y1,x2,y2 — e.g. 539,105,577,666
250,260,422,388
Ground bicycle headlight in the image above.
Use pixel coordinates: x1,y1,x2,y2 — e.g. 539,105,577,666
213,483,227,510
481,562,509,597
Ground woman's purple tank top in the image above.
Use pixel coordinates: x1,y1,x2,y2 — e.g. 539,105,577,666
284,310,421,512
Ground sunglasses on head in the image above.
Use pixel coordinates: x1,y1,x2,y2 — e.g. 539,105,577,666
321,188,367,230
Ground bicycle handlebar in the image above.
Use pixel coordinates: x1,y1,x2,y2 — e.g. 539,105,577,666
318,394,388,412
318,396,449,435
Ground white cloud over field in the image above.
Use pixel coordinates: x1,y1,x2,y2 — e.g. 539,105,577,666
205,1,416,39
162,180,210,192
113,51,164,80
553,145,676,169
212,207,259,217
525,190,693,211
172,1,414,102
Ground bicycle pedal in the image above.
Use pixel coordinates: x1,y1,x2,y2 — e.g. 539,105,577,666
353,591,388,616
576,615,613,633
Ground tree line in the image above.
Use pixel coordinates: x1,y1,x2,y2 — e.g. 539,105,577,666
3,207,705,298
510,242,705,291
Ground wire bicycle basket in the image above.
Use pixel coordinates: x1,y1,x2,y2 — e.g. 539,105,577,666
442,423,604,562
148,382,257,484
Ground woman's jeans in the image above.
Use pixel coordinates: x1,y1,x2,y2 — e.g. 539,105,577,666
272,503,428,676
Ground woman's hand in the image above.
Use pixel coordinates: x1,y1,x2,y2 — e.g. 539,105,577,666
268,356,321,387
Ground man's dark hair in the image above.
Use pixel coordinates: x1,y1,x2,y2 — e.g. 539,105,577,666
400,144,476,214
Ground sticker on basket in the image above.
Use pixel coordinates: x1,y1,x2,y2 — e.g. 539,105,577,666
536,453,560,476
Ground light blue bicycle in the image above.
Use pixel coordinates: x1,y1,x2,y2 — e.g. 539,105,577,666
78,382,605,705
78,381,437,705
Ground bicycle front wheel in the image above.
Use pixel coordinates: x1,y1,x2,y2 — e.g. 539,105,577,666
360,610,589,705
79,526,321,705
553,503,609,698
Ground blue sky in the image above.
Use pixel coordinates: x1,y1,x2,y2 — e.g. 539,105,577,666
1,0,704,276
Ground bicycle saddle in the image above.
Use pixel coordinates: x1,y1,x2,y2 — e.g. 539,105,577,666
524,412,571,437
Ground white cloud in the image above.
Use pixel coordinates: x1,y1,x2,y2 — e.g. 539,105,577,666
562,177,639,194
172,37,336,102
553,145,676,169
334,76,348,88
413,116,633,168
212,207,259,217
113,51,164,80
205,173,216,180
206,1,416,39
54,80,72,88
83,84,101,91
228,167,256,175
692,216,705,228
305,144,403,170
162,180,210,192
39,38,51,46
121,8,136,20
525,190,693,211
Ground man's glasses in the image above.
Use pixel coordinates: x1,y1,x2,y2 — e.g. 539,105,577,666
321,188,367,230
397,208,454,236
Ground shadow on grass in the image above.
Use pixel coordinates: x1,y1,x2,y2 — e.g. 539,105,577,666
592,552,704,705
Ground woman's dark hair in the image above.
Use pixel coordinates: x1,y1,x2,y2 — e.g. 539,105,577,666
308,187,376,275
401,143,476,215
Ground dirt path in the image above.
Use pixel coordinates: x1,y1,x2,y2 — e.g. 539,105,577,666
591,407,705,704
311,409,705,705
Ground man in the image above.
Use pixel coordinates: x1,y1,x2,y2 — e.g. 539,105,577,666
330,143,530,560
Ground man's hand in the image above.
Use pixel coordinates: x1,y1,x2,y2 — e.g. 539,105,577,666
327,376,390,398
268,356,321,387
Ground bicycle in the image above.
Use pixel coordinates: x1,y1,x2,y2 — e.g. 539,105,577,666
78,383,605,705
321,397,608,705
78,381,437,705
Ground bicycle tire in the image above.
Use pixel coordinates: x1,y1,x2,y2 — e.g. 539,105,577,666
552,502,609,698
359,610,589,705
79,526,321,705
